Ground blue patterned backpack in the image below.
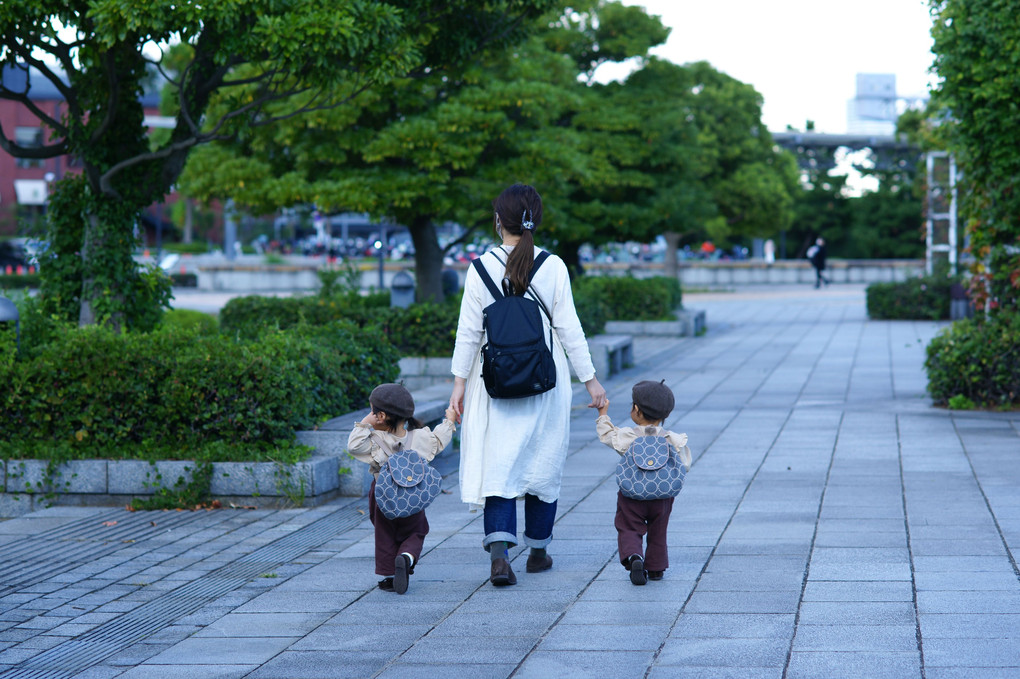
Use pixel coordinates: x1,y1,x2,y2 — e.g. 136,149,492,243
616,435,687,500
374,437,443,520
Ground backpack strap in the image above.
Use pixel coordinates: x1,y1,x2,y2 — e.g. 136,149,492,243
471,257,504,300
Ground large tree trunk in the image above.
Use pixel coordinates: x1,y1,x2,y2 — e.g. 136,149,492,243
556,240,585,280
663,231,681,283
409,216,444,302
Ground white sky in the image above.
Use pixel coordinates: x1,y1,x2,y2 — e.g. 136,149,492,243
597,0,938,133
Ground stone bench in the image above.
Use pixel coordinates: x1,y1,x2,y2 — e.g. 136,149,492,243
604,308,706,337
587,334,634,378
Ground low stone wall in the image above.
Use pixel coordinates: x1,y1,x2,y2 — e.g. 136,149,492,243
605,309,706,337
0,400,452,517
399,357,453,391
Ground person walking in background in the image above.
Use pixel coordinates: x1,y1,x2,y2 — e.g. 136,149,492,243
807,237,830,288
449,183,607,587
348,384,457,594
596,380,691,585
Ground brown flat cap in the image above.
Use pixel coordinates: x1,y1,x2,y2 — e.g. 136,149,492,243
370,383,415,420
632,379,674,422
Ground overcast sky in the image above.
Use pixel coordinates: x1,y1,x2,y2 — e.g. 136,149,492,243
596,0,937,133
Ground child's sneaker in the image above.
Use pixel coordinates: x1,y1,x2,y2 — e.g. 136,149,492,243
629,555,647,586
648,570,664,581
378,577,394,591
394,553,412,594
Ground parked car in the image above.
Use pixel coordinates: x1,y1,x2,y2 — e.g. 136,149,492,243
0,240,30,270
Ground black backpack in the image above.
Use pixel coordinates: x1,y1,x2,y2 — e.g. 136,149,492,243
471,250,556,399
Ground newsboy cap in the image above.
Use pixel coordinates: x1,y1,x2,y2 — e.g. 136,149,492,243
370,383,415,420
632,379,675,422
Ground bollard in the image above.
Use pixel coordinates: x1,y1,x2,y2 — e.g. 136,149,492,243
390,271,415,308
0,295,20,354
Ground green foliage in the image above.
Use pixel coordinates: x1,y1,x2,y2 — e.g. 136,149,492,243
0,321,399,461
129,461,214,510
866,275,958,320
571,275,682,335
219,293,457,357
929,0,1020,312
0,274,41,289
925,311,1020,408
159,308,219,336
162,242,210,255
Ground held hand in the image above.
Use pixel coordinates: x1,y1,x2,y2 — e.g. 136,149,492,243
584,377,607,410
449,377,466,424
445,405,458,426
597,397,610,418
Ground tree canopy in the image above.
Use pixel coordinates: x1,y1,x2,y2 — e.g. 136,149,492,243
0,0,552,326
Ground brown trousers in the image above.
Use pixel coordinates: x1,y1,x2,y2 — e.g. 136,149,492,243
615,491,674,572
369,478,430,576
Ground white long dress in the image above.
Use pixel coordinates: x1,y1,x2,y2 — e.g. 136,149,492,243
451,246,597,506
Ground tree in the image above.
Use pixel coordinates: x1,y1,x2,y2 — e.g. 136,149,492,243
180,0,670,300
929,0,1020,312
0,0,552,327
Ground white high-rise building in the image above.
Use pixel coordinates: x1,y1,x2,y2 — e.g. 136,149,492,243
847,73,898,134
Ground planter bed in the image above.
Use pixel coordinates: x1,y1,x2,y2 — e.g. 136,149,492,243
0,400,451,518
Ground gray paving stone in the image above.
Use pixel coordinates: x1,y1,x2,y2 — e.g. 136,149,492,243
146,636,300,665
401,636,536,663
657,636,789,667
801,581,913,602
923,638,1020,667
117,665,259,679
796,601,917,626
648,668,783,679
670,613,795,639
919,614,1020,639
514,650,655,679
786,651,921,678
245,650,394,678
194,612,331,637
684,590,802,614
540,624,670,651
917,591,1020,614
375,663,520,679
792,624,918,651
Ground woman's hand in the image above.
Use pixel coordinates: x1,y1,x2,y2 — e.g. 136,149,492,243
449,377,466,424
584,377,607,410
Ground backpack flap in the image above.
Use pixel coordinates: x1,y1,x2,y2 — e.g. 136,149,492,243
629,435,670,470
387,445,428,488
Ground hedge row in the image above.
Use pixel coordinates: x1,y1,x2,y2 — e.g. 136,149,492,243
925,311,1020,409
220,292,458,357
866,275,958,320
572,276,683,336
0,320,399,461
0,273,41,290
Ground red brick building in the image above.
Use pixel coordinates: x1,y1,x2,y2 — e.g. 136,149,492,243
0,63,178,242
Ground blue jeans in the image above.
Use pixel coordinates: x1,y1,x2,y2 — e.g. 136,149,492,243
483,494,557,552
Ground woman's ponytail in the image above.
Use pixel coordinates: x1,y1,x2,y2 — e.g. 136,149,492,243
494,185,543,296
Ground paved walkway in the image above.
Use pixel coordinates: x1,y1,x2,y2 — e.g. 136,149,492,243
1,284,1018,678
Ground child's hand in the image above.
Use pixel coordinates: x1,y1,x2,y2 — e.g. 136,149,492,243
597,398,610,417
445,405,458,425
360,411,380,427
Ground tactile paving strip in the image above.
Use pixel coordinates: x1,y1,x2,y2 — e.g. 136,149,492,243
1,505,365,679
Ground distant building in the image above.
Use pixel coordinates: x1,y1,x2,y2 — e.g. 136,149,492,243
0,63,176,240
847,73,899,135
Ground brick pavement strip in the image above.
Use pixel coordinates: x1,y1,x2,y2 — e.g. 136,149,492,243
0,285,1018,679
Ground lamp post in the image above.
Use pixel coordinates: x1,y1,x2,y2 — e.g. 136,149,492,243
0,295,20,354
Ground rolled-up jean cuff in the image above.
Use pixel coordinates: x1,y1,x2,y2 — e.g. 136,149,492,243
523,532,553,549
482,531,517,552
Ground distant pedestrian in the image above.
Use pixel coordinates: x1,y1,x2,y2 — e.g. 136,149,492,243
449,183,607,587
807,237,830,288
596,380,692,585
348,383,457,594
764,238,775,265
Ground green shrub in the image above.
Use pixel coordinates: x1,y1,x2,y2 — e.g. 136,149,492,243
866,275,958,320
925,311,1020,408
219,291,388,340
160,308,218,336
218,292,456,356
572,275,682,332
0,320,399,461
162,242,210,255
0,273,41,289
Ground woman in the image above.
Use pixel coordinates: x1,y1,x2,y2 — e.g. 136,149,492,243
449,183,607,586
